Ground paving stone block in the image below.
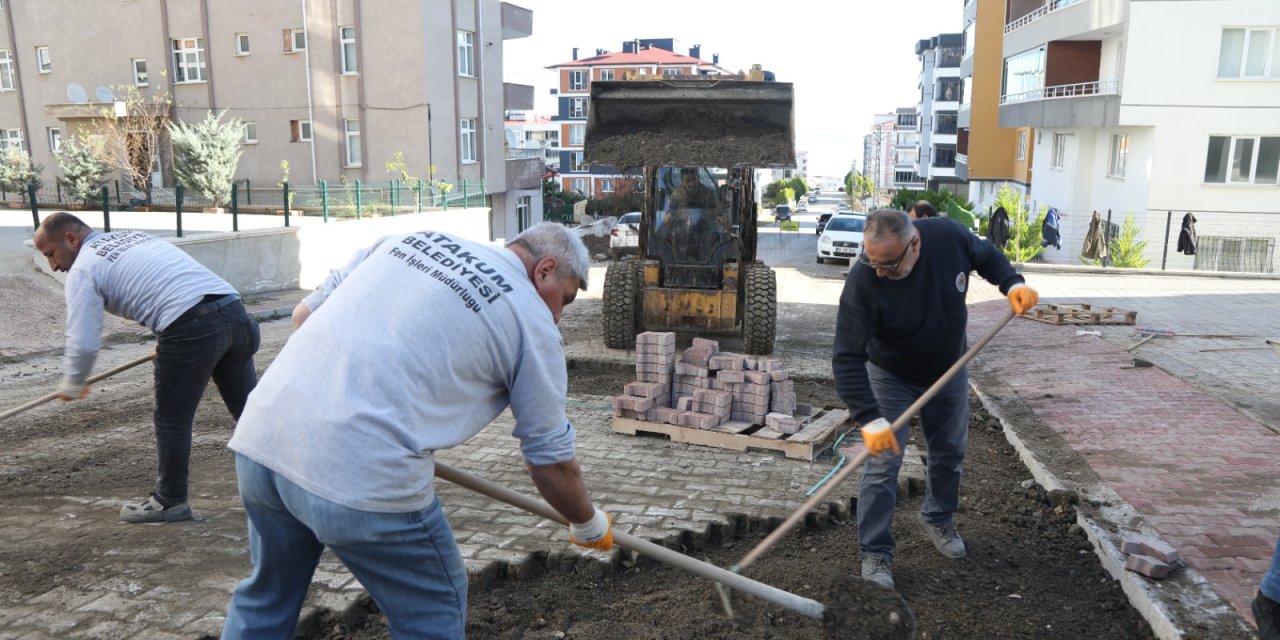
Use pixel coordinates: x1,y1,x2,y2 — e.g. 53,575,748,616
650,406,682,424
744,370,773,385
771,379,795,394
770,370,790,381
679,411,725,429
765,412,801,435
675,362,711,377
716,370,746,384
636,352,678,366
691,337,720,352
623,381,670,399
1122,536,1182,564
636,371,673,384
1125,554,1174,579
708,354,745,371
676,396,693,411
759,357,785,372
694,389,733,408
614,395,655,412
682,346,715,366
636,331,676,347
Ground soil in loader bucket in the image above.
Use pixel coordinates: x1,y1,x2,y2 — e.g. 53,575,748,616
584,80,796,169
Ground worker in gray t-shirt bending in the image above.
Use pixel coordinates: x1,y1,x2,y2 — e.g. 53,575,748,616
33,212,260,524
221,222,612,639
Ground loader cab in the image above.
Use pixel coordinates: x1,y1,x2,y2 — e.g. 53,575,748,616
648,166,740,288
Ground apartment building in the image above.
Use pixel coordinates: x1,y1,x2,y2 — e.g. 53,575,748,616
1001,0,1280,271
892,107,925,190
504,110,559,172
915,33,965,195
0,0,540,239
863,112,896,202
960,0,1032,212
545,38,725,198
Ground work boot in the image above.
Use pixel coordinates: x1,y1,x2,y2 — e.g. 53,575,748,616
918,512,966,559
1256,590,1280,640
860,554,895,591
120,495,192,524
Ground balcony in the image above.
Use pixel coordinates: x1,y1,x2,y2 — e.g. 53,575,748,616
1005,0,1085,35
504,83,534,111
1000,79,1120,128
505,155,542,191
1004,0,1125,59
500,2,532,40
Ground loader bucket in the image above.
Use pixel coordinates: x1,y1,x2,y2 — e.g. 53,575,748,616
584,80,795,169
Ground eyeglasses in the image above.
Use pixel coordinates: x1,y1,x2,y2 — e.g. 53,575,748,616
860,236,917,271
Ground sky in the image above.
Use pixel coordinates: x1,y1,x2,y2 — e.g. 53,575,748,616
502,0,966,179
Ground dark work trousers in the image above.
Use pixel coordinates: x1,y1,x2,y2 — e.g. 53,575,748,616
153,295,260,505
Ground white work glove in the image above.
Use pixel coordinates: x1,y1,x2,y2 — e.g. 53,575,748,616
568,507,614,551
56,378,90,401
861,418,901,457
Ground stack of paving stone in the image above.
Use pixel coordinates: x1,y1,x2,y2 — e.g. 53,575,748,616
612,333,802,431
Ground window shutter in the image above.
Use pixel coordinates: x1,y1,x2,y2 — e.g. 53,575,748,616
283,29,292,52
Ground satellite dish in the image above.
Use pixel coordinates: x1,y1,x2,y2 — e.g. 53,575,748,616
66,83,88,104
504,128,519,148
95,86,115,103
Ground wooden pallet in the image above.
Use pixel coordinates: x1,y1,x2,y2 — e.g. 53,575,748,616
1022,302,1136,326
612,407,851,461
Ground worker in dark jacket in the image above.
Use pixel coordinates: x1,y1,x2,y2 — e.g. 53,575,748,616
832,209,1038,591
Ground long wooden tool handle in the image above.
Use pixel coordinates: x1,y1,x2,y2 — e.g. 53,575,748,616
434,462,826,620
0,353,156,422
732,307,1017,572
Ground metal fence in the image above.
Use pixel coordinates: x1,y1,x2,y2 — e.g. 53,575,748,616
12,178,490,237
1003,208,1280,274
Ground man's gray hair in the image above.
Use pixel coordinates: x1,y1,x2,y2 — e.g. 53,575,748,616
39,211,91,237
864,209,914,244
507,222,591,290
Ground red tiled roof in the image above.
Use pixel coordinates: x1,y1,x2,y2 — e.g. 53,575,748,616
504,115,554,125
548,46,713,69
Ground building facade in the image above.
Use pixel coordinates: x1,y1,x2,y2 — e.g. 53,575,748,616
0,0,540,240
863,112,896,203
960,0,1032,213
893,107,925,190
1002,0,1280,271
915,33,965,194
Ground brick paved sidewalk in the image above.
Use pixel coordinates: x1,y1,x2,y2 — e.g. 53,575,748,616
966,300,1278,636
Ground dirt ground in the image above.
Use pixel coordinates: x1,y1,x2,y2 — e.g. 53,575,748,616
305,372,1154,640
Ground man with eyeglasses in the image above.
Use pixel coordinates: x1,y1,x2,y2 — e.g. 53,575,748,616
833,209,1038,591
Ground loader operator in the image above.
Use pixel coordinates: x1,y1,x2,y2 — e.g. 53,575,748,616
221,222,613,639
832,209,1038,591
33,212,260,524
658,167,729,263
667,167,719,210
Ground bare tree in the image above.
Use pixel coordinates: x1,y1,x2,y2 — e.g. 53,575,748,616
88,85,172,205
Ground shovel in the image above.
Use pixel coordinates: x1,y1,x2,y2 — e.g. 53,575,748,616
717,308,1018,621
435,462,915,638
0,353,156,422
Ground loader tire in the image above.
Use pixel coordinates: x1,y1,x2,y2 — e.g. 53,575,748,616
742,263,777,355
603,259,639,349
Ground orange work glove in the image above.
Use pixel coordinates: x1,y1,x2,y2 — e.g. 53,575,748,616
568,508,614,552
861,418,901,457
1008,283,1039,315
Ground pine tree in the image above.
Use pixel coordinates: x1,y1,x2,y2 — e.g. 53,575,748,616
56,137,110,204
0,147,42,200
1108,212,1150,268
993,183,1046,263
168,111,243,207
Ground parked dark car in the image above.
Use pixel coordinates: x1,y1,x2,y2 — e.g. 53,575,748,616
774,204,792,222
816,212,833,235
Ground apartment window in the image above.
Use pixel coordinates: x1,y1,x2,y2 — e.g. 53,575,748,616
600,69,615,81
290,119,312,142
284,29,306,53
344,119,361,166
457,30,475,77
568,70,586,91
1218,27,1280,79
963,22,975,61
1108,133,1129,179
1204,135,1280,185
1016,131,1028,160
570,151,586,172
0,50,13,90
569,124,585,145
172,38,206,83
235,33,250,56
0,129,23,151
1002,47,1046,101
663,68,681,76
601,178,614,193
340,26,357,74
242,122,257,145
570,177,588,194
460,118,477,163
1051,133,1068,169
35,46,50,73
938,46,963,68
933,145,957,168
961,78,972,107
935,112,958,135
132,59,148,86
938,78,961,102
569,97,587,119
516,195,531,231
47,127,60,153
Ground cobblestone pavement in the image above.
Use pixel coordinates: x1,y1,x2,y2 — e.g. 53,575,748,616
3,225,1280,638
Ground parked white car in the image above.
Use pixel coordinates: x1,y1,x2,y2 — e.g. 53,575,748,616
816,213,866,264
609,212,641,259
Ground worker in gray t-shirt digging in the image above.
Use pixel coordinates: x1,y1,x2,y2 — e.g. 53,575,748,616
33,212,260,524
221,222,613,639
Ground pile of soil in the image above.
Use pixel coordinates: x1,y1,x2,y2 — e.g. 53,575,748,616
580,233,610,261
305,379,1155,640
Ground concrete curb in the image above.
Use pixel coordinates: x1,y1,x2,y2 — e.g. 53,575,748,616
970,369,1255,640
1017,262,1280,281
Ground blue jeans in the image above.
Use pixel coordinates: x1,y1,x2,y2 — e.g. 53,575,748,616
223,455,469,640
1263,534,1280,601
153,296,259,505
858,361,969,560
